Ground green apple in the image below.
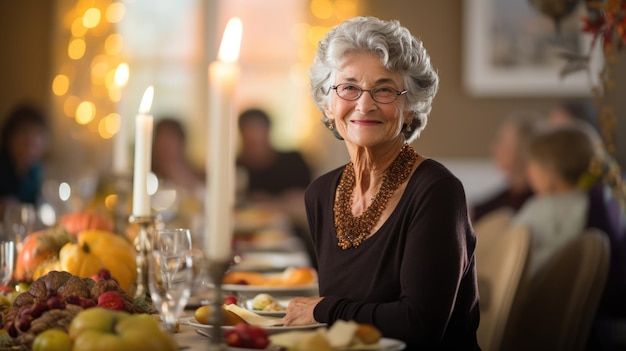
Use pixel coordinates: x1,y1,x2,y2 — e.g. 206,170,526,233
68,307,127,339
68,307,177,351
115,314,178,351
32,329,72,351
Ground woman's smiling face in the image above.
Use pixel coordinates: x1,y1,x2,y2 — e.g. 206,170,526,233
324,51,411,148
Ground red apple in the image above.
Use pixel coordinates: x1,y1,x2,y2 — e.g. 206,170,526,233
224,295,238,305
97,291,125,311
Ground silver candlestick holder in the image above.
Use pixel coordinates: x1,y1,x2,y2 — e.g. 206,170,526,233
206,258,232,350
129,215,155,299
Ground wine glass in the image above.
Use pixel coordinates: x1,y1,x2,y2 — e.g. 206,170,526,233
0,241,15,287
149,228,194,332
3,203,36,253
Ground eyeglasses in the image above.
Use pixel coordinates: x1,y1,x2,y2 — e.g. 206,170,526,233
331,83,407,104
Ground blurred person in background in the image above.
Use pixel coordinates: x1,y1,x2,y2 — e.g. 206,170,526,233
151,117,205,234
547,100,626,350
151,117,205,191
512,122,603,276
0,103,50,218
512,121,626,349
236,108,315,266
236,108,312,204
471,110,544,223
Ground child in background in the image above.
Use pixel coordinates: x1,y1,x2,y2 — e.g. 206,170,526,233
512,122,600,276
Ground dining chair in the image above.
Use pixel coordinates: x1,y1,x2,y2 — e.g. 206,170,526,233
472,208,515,246
475,222,530,351
502,228,610,351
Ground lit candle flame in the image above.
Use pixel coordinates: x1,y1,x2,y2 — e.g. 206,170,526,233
218,17,243,63
114,63,129,88
138,85,154,114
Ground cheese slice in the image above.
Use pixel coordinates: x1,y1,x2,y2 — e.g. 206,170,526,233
324,320,359,348
224,304,283,327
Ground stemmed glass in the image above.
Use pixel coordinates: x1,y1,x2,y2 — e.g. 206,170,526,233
0,240,15,287
149,228,194,332
3,203,36,253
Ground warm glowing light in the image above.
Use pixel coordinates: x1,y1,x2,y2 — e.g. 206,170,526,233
104,34,123,55
147,172,159,196
114,63,129,87
59,182,71,201
108,87,122,102
105,2,126,23
75,101,96,124
52,75,70,96
310,0,334,19
63,96,81,117
335,0,357,19
71,17,87,37
104,113,121,134
68,38,86,60
104,70,116,90
39,203,56,227
218,17,243,63
308,26,329,47
98,118,114,139
104,194,118,211
139,86,154,114
91,57,109,83
83,8,101,28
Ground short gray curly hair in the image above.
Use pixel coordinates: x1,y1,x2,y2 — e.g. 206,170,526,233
309,16,439,143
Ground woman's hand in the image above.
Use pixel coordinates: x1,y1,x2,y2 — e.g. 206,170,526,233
282,296,324,326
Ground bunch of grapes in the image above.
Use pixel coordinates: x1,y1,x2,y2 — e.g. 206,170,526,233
224,323,270,349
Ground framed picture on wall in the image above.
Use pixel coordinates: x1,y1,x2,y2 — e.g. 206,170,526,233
463,0,603,97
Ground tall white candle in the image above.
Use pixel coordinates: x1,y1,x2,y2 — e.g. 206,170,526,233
112,63,130,175
132,86,154,217
206,18,242,261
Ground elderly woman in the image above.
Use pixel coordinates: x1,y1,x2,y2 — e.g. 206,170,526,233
283,16,480,349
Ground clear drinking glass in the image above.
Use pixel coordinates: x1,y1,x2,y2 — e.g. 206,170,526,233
0,241,15,287
3,203,36,252
149,228,194,332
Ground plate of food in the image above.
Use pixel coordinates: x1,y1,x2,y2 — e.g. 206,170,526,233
221,267,319,297
242,293,288,317
268,320,406,351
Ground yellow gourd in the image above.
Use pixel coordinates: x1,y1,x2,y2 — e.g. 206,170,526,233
58,230,137,292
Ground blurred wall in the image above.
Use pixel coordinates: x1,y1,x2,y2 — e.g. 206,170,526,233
0,1,53,125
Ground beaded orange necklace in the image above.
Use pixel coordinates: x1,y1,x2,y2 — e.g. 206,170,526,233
334,144,418,249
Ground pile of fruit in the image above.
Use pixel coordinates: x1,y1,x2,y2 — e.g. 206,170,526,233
0,212,178,350
0,270,153,350
15,212,137,294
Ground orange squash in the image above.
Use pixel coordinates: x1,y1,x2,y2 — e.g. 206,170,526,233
14,228,72,281
57,212,114,236
56,229,137,293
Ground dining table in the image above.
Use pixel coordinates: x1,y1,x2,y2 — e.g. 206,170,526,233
173,315,214,350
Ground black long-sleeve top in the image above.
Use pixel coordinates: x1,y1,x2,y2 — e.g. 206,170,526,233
305,158,481,350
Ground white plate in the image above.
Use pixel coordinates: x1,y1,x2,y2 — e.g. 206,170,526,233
226,338,405,351
377,338,407,351
187,318,326,335
221,283,319,296
242,298,288,318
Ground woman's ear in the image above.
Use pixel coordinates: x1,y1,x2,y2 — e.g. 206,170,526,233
402,110,414,125
323,105,332,119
